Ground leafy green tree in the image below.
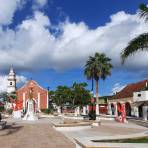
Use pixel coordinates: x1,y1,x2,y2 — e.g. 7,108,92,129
52,86,71,106
121,4,148,63
0,92,8,102
51,82,91,107
71,82,91,106
84,53,113,107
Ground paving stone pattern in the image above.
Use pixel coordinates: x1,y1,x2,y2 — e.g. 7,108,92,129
0,119,75,148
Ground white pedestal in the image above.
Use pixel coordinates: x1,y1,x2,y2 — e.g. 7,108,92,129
13,110,22,119
96,104,99,115
23,99,38,121
57,106,61,114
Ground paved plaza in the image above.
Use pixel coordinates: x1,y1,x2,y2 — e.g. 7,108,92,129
0,117,148,148
0,117,75,148
59,119,148,141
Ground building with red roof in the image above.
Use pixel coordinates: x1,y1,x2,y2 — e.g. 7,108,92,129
108,80,148,121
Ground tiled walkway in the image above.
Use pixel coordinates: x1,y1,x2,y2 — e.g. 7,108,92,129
0,118,75,148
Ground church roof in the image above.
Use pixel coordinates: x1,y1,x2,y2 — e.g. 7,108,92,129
17,80,47,92
114,79,148,99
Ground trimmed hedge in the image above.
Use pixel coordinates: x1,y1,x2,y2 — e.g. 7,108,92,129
41,108,53,114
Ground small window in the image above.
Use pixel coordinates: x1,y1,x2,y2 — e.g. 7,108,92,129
10,82,12,86
137,94,141,97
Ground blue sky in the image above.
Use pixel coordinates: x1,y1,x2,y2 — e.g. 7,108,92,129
0,0,148,96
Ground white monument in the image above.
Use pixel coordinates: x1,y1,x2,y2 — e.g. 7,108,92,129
75,106,80,116
57,106,62,114
83,106,87,115
96,104,99,115
23,88,38,121
7,67,16,94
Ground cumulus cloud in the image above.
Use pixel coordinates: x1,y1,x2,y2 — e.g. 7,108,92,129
0,75,27,92
111,83,125,95
0,5,147,72
0,0,24,25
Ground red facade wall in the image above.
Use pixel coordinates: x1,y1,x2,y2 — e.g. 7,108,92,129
17,80,48,110
89,104,107,114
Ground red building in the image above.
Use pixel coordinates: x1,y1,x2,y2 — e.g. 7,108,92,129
17,80,48,111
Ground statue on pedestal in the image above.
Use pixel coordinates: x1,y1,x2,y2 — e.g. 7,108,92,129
23,87,38,121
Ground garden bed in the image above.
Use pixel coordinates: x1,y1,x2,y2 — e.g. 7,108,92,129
92,136,148,143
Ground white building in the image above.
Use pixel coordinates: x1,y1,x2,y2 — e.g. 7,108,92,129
133,90,148,120
108,80,148,121
7,67,16,94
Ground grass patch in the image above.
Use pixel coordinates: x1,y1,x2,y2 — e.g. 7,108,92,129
92,137,148,143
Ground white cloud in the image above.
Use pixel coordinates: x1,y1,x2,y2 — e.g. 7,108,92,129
0,9,147,72
16,75,27,83
0,0,23,25
0,75,27,92
111,83,125,95
0,76,8,92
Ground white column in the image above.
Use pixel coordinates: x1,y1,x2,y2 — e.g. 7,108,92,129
134,106,139,118
86,105,89,114
96,104,99,115
77,106,80,115
131,106,135,116
108,103,112,115
83,106,87,115
46,91,49,109
38,93,40,111
142,106,148,121
23,93,26,111
74,108,77,116
114,103,117,117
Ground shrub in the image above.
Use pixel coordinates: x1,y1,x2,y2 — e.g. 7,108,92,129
0,106,4,112
88,110,96,120
41,108,53,114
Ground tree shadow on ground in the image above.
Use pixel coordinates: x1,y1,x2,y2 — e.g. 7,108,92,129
0,123,23,136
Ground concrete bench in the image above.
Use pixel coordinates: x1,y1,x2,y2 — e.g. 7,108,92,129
0,121,7,130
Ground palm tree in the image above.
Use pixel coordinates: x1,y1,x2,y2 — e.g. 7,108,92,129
84,61,94,92
84,53,113,106
121,4,148,64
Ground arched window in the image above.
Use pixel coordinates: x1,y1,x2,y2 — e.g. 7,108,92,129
10,82,12,86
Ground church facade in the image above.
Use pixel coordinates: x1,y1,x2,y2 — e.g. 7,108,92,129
17,80,49,111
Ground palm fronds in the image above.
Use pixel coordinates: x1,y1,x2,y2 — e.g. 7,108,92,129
121,33,148,64
139,4,148,22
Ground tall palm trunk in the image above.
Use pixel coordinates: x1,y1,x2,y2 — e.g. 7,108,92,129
91,77,94,92
95,79,99,104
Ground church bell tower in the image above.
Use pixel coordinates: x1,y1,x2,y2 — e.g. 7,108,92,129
7,67,16,94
